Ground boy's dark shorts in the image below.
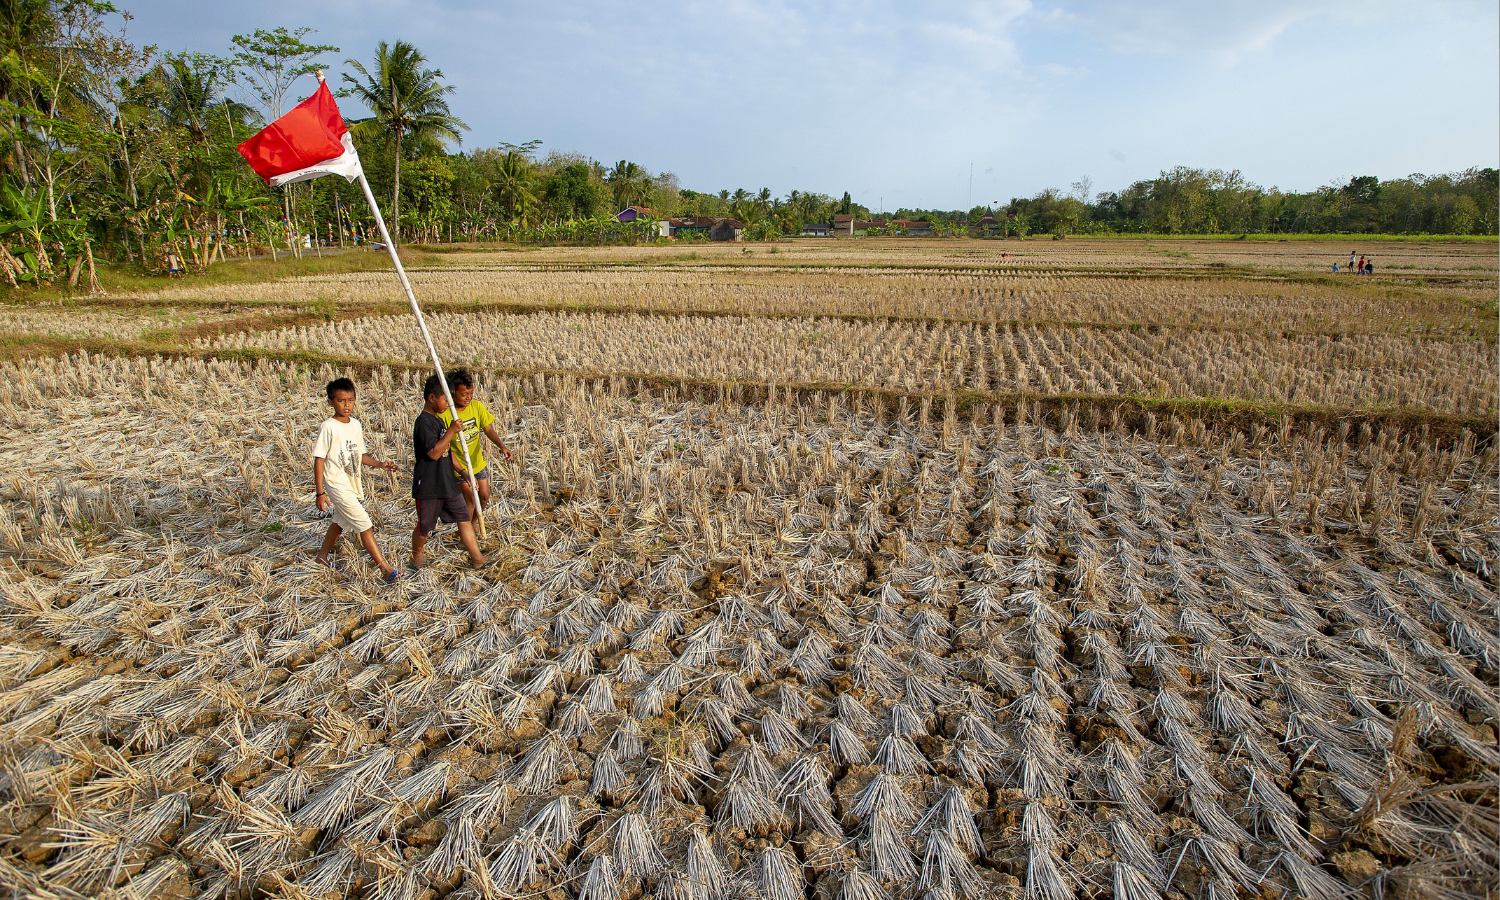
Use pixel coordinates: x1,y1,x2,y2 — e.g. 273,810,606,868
416,495,470,535
456,466,489,481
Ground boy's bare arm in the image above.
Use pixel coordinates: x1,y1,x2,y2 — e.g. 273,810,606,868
482,424,513,459
426,420,463,460
314,457,329,511
360,452,396,472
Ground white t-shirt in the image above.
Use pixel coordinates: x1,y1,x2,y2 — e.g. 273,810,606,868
312,417,366,498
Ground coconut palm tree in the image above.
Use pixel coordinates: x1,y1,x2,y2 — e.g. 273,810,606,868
607,160,648,211
341,40,467,238
494,150,538,227
158,54,256,197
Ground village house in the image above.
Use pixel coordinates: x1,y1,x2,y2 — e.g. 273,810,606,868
971,214,1001,236
614,206,670,237
824,214,933,237
801,222,832,237
667,216,743,241
890,218,933,236
709,218,743,241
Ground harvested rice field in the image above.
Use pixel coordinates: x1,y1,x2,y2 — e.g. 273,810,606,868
204,309,1497,417
0,239,1495,899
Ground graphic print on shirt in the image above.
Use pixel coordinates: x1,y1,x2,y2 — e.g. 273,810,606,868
443,401,495,473
337,437,362,491
458,418,480,465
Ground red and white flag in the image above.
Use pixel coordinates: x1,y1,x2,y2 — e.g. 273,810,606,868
237,81,363,188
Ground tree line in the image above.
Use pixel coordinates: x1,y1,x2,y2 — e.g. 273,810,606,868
1,2,1494,290
907,167,1498,239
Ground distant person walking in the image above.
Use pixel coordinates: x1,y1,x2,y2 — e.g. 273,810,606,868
1357,255,1366,275
1349,251,1357,272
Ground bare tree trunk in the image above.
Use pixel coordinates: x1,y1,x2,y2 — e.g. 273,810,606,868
0,246,21,287
106,89,141,210
282,189,301,259
42,162,58,222
391,128,402,244
84,239,99,293
11,133,28,187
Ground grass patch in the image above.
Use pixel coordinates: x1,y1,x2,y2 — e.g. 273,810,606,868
7,246,454,301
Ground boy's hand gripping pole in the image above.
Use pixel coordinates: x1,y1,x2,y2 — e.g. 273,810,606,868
353,172,487,539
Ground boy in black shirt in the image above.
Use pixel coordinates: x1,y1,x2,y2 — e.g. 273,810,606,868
412,374,486,569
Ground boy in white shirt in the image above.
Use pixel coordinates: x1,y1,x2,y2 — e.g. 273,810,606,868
313,377,401,582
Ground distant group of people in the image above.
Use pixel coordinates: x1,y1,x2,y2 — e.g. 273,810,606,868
1333,251,1374,275
312,369,512,582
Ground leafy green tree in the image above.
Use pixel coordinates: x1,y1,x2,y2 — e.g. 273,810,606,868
540,161,607,221
398,154,453,241
230,26,336,119
341,39,467,238
0,0,59,186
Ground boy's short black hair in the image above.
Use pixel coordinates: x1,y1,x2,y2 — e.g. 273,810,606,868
422,373,444,401
326,377,356,400
448,369,474,389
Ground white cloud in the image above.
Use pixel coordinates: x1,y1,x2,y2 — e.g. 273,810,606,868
1210,9,1309,66
1075,2,1335,65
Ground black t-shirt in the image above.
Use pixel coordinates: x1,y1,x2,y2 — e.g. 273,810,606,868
413,411,460,500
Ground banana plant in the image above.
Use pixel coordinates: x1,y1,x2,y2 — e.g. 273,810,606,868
0,180,87,285
199,178,271,263
0,180,56,281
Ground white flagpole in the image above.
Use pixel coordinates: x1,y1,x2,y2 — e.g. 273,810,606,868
354,169,487,539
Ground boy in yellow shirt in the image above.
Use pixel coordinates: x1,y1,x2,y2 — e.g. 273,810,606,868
440,369,513,528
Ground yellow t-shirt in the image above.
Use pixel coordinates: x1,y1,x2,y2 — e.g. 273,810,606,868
439,399,496,474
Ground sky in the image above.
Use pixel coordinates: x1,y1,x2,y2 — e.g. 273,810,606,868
121,0,1499,210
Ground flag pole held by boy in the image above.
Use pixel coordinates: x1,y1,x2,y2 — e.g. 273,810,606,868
235,71,487,539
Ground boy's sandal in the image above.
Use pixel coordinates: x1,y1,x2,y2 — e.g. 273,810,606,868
383,570,405,584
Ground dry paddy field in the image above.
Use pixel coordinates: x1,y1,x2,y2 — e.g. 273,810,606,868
0,239,1495,899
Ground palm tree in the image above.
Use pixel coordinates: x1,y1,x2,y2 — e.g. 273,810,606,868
342,40,467,238
160,55,220,145
159,55,255,193
494,150,537,226
607,159,648,211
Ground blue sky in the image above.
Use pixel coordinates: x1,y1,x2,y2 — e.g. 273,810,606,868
123,0,1498,209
